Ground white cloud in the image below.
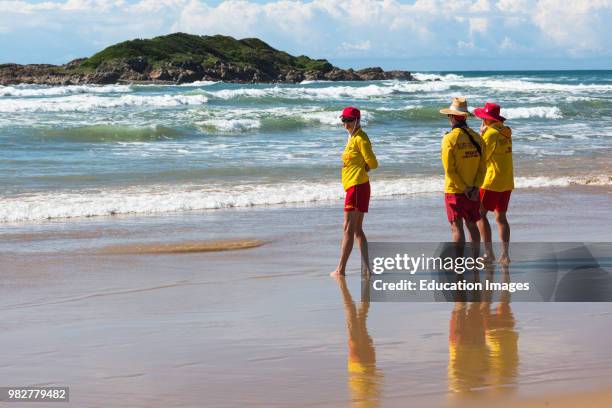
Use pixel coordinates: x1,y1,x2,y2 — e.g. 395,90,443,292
339,40,372,52
503,16,526,27
471,0,492,12
500,36,517,50
0,0,610,64
458,40,476,50
533,0,612,54
496,0,531,13
469,17,489,35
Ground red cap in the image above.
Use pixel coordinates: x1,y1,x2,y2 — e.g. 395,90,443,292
473,102,506,122
340,106,360,120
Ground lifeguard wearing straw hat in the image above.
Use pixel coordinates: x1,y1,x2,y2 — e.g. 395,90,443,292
439,97,472,117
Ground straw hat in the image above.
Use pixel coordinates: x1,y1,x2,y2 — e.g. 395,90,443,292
439,97,472,117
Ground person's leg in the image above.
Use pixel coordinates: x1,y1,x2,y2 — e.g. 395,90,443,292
478,190,495,262
465,219,481,260
478,208,494,262
449,219,469,276
331,211,358,276
447,195,468,261
495,210,511,264
352,212,370,276
450,218,465,243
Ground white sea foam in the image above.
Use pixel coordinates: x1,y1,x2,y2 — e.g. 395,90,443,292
412,73,463,81
190,106,371,130
299,110,343,126
501,106,563,119
300,109,371,125
177,80,218,87
514,176,611,188
409,74,612,95
375,104,423,111
299,80,333,84
204,81,450,100
0,84,132,97
1,175,609,222
196,118,262,132
0,94,209,112
456,78,612,93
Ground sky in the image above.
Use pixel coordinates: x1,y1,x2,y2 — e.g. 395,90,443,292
1,0,611,71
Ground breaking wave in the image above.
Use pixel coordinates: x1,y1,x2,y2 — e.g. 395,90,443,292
1,175,609,222
0,94,208,112
501,106,563,119
0,84,132,97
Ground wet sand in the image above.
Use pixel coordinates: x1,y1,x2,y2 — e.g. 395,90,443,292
1,186,611,407
98,239,264,254
497,388,612,408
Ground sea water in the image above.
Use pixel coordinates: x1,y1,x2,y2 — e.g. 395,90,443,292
0,70,610,223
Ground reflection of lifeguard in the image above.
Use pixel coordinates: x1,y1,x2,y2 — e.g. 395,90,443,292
447,265,519,397
448,302,489,396
484,265,519,395
336,276,381,408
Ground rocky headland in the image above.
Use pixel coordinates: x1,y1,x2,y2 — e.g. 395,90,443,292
0,33,414,85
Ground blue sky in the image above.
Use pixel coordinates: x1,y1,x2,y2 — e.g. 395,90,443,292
1,0,611,70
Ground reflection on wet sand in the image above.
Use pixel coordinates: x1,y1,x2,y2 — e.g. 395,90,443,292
485,265,519,396
336,276,382,408
448,265,519,399
448,300,489,395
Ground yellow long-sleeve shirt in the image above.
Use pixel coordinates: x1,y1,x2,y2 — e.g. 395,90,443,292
481,122,514,192
441,126,486,194
342,128,378,191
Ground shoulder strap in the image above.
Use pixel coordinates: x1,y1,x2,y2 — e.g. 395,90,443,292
460,127,482,156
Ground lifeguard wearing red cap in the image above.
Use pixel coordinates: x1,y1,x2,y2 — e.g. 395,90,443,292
340,106,361,120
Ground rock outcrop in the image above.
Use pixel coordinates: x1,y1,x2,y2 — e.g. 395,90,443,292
0,33,414,85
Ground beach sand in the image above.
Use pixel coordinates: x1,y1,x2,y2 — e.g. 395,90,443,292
1,185,611,407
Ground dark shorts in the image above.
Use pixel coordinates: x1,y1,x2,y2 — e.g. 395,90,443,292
345,182,370,213
480,189,512,212
445,193,481,223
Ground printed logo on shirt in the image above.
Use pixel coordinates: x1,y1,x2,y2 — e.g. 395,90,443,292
456,142,474,150
463,150,480,159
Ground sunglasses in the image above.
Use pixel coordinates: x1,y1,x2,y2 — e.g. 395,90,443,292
341,117,356,123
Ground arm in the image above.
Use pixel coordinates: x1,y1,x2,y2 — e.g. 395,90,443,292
475,131,494,187
357,137,378,171
441,136,467,191
482,130,495,163
475,139,489,188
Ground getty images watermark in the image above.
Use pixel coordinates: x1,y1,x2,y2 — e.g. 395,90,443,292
363,242,612,302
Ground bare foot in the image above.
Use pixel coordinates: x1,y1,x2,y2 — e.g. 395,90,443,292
330,269,346,278
331,274,346,285
498,255,511,265
482,252,495,264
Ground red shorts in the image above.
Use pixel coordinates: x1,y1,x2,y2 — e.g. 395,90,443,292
480,189,512,212
445,193,481,223
345,182,370,212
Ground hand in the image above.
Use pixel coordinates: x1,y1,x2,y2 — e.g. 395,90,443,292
480,122,488,136
470,187,480,201
464,186,479,201
365,164,370,172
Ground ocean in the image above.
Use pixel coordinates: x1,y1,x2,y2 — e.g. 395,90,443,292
0,70,610,223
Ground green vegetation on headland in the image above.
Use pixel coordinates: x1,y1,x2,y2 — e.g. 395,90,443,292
0,33,413,85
